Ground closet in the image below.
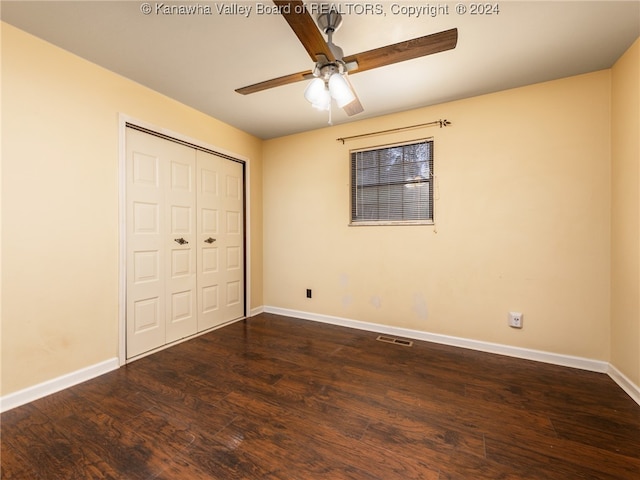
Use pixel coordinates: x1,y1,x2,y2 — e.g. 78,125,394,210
125,126,244,359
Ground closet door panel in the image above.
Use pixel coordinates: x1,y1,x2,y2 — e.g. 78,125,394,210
126,130,166,357
165,153,197,343
197,150,244,331
126,129,197,358
221,160,244,319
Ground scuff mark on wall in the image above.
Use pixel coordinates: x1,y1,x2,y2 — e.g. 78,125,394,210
370,295,382,309
342,295,353,308
412,293,428,320
340,273,352,308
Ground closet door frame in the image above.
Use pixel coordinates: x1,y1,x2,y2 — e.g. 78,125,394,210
118,115,250,365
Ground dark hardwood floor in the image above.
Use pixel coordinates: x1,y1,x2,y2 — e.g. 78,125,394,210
2,313,639,479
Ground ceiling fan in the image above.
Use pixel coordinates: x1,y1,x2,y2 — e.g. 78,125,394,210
235,0,458,117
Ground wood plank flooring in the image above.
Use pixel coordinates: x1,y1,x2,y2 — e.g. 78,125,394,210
2,313,639,479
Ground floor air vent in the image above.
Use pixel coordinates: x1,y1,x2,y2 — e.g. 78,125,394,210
376,335,413,347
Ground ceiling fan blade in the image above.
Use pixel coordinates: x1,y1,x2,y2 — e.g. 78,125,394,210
342,76,364,116
343,97,364,116
235,69,313,95
343,28,458,75
273,0,336,62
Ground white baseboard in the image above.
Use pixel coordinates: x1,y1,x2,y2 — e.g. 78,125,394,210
264,306,610,373
608,364,640,406
263,306,640,405
4,311,638,412
264,306,640,406
262,307,640,406
0,358,119,413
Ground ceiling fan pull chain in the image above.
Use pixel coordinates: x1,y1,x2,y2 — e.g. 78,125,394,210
328,102,333,126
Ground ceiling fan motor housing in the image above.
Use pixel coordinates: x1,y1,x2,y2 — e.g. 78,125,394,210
318,63,340,80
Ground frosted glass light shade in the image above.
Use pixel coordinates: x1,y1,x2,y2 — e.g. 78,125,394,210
313,88,331,111
304,78,331,111
328,73,355,108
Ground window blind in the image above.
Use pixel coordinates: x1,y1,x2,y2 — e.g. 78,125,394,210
351,139,433,224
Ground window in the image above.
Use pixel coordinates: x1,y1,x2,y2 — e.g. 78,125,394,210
350,139,434,225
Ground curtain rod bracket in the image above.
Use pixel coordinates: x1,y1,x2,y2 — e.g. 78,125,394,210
336,119,451,144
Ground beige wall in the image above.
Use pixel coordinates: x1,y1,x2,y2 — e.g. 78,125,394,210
611,38,640,386
2,19,638,400
263,70,612,361
0,23,263,396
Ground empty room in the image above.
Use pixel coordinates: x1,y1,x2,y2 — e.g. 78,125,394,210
1,1,639,478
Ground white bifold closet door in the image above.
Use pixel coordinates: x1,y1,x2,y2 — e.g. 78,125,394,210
126,128,244,359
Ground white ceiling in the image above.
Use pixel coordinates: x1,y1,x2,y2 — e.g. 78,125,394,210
2,1,639,139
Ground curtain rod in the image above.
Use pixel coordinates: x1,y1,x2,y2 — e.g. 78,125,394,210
336,119,451,144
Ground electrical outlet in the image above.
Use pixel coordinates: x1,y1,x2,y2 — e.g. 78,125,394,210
306,289,312,299
508,312,523,329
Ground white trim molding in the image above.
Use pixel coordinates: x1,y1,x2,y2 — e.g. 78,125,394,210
263,306,640,406
3,311,638,412
608,364,640,406
264,306,609,372
0,358,119,413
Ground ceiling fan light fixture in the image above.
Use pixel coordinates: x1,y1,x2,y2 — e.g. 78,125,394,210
304,77,331,111
235,1,459,122
328,73,355,108
313,88,331,111
304,77,325,103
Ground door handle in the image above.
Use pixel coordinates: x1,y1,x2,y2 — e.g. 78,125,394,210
204,237,216,244
174,238,188,245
